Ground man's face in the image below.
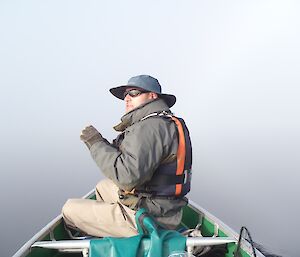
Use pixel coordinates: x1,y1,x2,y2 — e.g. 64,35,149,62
124,88,158,113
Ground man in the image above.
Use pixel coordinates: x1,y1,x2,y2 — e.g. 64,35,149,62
62,75,192,237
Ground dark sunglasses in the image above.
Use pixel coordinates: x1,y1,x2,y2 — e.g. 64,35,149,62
124,89,148,98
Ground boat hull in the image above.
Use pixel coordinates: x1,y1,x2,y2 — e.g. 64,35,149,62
13,190,265,257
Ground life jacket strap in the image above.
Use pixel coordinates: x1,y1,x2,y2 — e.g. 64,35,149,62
145,171,189,186
170,116,186,196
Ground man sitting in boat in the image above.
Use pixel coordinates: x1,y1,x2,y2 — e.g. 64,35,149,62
62,75,192,237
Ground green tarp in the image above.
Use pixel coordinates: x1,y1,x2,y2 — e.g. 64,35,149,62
89,209,186,257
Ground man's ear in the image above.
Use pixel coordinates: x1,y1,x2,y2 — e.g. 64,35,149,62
150,92,158,99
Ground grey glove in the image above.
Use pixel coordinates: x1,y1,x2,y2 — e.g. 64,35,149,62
80,125,103,149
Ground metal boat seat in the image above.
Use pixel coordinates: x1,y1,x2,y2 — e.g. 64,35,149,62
32,237,236,257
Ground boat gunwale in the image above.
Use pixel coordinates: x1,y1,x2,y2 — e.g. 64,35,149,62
188,199,265,257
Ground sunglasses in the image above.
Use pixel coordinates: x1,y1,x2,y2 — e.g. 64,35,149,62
124,89,148,98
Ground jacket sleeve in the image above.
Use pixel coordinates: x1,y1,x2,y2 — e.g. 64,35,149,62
89,118,177,191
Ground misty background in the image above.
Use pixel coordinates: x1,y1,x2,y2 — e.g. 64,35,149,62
1,1,299,256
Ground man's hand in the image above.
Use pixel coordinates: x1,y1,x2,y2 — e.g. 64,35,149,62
80,125,103,149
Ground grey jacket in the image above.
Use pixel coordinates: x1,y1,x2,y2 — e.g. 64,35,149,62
90,99,188,229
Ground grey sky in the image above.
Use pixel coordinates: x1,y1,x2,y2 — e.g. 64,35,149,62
1,1,299,256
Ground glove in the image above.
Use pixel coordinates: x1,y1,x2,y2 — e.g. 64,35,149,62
80,125,103,149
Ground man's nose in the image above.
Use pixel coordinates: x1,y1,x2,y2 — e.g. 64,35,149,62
124,94,131,102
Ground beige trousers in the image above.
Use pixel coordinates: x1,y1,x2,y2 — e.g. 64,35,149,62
62,179,138,237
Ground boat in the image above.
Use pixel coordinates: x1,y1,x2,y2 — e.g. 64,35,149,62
13,189,265,257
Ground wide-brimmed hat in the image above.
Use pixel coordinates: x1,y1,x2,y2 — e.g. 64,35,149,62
109,75,176,107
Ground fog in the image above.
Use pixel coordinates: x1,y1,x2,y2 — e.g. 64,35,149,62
0,1,299,256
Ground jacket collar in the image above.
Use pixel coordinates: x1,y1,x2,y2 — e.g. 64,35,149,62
113,99,170,132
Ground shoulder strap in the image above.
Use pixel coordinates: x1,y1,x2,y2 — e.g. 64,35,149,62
169,116,186,196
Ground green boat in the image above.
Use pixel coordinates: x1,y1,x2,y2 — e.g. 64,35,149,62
13,190,265,257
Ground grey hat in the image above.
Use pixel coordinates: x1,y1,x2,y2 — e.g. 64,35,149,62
109,75,176,107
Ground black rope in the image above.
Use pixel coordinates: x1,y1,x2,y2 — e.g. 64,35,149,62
234,226,257,257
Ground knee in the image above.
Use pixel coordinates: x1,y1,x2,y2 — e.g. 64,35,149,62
62,199,75,219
